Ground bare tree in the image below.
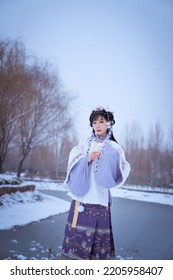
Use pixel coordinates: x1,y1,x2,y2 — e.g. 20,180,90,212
162,126,173,185
0,38,75,176
15,59,74,177
0,39,29,172
122,121,144,184
147,122,163,185
53,132,78,177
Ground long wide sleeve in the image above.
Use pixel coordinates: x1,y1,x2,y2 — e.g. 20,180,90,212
64,138,90,197
94,142,130,189
64,138,130,199
67,157,90,196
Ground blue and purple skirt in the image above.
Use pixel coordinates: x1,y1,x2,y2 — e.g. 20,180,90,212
61,200,115,260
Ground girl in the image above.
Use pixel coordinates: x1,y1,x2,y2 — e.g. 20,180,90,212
61,106,130,260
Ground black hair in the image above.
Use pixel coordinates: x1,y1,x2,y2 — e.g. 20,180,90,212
89,109,118,143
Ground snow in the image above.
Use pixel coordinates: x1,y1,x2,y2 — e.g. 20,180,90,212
0,189,70,230
111,187,173,206
0,174,173,231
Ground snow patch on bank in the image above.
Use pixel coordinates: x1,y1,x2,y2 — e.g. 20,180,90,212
0,190,70,230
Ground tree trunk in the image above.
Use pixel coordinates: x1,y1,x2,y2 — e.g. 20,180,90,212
16,158,24,178
0,157,3,174
16,153,28,178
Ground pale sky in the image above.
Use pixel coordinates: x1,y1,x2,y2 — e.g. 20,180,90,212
0,0,172,142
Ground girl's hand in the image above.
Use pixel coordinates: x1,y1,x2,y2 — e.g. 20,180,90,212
88,151,101,163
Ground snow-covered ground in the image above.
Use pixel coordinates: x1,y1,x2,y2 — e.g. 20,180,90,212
0,190,70,230
0,174,173,230
111,187,173,206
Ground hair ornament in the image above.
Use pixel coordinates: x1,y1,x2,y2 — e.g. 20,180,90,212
89,105,115,127
106,122,111,129
91,105,114,115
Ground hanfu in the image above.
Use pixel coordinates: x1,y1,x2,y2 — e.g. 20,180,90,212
61,135,130,260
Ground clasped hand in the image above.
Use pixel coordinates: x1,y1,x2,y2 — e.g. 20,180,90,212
87,151,101,163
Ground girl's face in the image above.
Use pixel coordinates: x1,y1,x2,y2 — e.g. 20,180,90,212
92,116,109,137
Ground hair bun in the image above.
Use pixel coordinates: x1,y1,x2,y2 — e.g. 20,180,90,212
89,107,115,127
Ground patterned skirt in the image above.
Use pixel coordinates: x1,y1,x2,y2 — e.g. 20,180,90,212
61,200,115,260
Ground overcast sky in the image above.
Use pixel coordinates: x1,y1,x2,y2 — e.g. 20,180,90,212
0,0,172,142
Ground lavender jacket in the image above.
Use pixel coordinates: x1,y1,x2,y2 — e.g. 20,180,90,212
64,137,130,197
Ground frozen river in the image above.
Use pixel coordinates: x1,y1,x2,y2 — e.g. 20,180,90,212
0,190,173,260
